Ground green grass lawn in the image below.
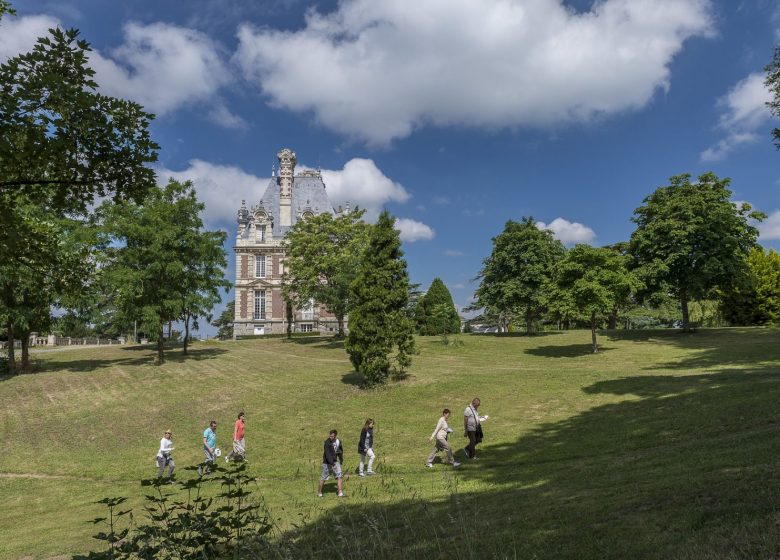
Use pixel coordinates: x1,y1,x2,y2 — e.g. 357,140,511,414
2,328,780,559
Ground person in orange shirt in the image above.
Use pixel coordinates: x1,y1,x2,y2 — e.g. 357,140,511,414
226,411,246,462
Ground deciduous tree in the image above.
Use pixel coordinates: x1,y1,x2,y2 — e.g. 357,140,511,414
0,21,157,370
629,173,764,330
283,209,369,337
346,211,415,387
719,246,780,325
99,180,227,364
474,217,565,333
551,245,638,353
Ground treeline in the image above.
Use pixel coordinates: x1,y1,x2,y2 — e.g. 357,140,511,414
472,173,777,352
0,17,229,373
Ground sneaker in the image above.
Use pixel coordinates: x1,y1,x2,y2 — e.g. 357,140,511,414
317,493,323,497
337,492,345,498
425,463,434,468
366,470,375,475
225,456,230,463
358,472,366,477
452,462,461,467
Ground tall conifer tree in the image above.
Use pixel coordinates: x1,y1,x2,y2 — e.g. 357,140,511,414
416,278,461,335
346,211,415,387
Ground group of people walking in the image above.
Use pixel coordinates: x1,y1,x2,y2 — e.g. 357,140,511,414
153,399,487,496
426,398,487,468
155,412,246,481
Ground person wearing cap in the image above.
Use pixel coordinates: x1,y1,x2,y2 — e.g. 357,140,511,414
156,429,175,481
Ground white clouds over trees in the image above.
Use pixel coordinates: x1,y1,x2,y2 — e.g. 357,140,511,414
158,158,433,242
701,73,773,161
88,22,234,118
1,16,242,128
234,0,713,144
536,218,596,245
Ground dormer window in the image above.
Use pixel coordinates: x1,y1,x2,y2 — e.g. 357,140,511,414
256,224,266,242
301,211,314,220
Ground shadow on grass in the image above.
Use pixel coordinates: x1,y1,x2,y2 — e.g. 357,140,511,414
25,346,228,375
341,371,363,386
525,343,614,358
283,336,346,350
469,331,565,337
604,328,780,371
275,364,780,559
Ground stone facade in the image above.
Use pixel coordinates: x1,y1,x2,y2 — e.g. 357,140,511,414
233,148,345,337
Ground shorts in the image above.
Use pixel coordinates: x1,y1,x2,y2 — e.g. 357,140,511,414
204,449,215,463
320,461,342,481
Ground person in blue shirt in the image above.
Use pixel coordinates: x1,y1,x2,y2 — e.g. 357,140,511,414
198,420,218,475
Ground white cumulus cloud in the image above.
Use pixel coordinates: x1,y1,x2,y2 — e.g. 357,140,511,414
156,160,266,228
758,210,780,241
701,72,773,161
537,217,596,245
320,158,410,219
444,249,464,257
0,16,239,125
395,218,435,242
90,22,230,116
0,14,61,62
234,0,713,144
158,158,433,241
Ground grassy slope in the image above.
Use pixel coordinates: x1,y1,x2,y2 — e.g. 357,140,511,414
1,328,779,559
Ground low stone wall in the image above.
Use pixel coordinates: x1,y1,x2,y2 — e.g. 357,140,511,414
0,334,126,350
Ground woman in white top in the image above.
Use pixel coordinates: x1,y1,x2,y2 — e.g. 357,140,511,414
426,409,460,468
156,429,175,480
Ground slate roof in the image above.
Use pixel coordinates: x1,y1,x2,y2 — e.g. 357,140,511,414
256,174,336,237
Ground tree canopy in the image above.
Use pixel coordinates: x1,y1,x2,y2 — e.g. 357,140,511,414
765,45,780,149
719,246,780,325
474,217,565,333
283,209,369,337
416,278,460,335
346,211,415,387
551,244,638,353
629,172,764,330
98,180,228,364
0,22,158,372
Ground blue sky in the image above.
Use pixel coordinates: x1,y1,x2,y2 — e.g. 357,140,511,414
3,0,779,335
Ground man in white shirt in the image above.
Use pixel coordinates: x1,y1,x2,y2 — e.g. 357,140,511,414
463,398,485,459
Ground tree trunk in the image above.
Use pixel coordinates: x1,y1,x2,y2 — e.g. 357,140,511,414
563,318,570,331
6,319,16,376
607,307,617,330
20,329,30,373
336,313,345,338
680,293,690,331
156,324,165,365
286,300,293,339
183,311,190,355
525,309,533,335
591,311,598,354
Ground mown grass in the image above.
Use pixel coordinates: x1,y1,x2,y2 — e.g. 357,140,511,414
1,328,779,559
